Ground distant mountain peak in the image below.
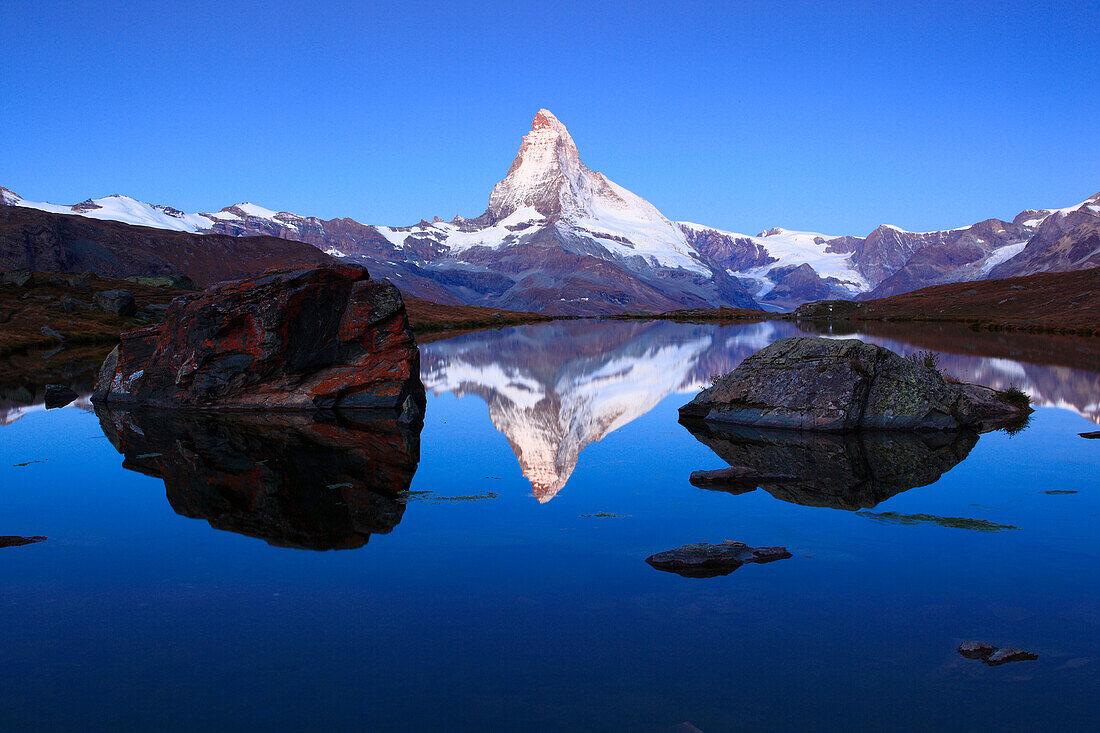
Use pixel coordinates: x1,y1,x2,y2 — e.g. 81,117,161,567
487,108,584,221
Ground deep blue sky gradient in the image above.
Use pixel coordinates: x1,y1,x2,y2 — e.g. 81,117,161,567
2,0,1098,235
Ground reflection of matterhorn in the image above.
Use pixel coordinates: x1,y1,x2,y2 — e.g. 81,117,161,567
420,320,793,500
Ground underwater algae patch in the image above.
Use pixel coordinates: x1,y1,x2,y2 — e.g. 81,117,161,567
858,511,1020,532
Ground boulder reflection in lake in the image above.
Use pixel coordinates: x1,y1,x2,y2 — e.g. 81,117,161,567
681,419,979,510
95,407,421,550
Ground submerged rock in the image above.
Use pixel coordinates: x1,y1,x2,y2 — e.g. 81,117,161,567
0,536,46,548
645,540,791,578
680,336,1031,432
92,264,425,421
957,641,997,660
986,647,1039,666
957,641,1037,666
44,384,78,409
688,466,789,491
681,420,979,510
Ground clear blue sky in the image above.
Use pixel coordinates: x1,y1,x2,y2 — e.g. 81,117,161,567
2,0,1097,235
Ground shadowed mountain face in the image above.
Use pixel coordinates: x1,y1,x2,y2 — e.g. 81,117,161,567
681,421,981,510
95,407,421,550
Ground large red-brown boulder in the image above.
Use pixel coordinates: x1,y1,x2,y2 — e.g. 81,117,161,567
92,264,425,421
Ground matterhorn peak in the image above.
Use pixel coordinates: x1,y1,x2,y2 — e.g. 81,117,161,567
486,108,587,221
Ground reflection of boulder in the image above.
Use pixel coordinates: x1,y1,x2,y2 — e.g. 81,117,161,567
96,407,420,550
681,420,978,510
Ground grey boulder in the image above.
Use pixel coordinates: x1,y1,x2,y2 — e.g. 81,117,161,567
92,289,136,316
680,337,1030,432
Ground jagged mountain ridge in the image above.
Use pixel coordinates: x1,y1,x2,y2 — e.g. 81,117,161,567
3,109,1098,313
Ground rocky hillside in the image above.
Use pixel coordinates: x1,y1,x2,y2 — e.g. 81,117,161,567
0,204,333,287
795,266,1100,333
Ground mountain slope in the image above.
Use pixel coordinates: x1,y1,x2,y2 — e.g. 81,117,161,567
0,203,333,287
986,194,1100,279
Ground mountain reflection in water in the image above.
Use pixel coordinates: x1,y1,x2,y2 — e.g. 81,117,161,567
421,319,801,501
96,407,421,550
680,420,980,510
420,319,1100,501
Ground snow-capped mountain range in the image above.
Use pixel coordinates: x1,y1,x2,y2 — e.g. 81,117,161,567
3,109,1098,314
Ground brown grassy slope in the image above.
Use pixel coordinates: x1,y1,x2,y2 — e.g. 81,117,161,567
0,273,184,355
402,296,558,337
611,305,772,324
795,267,1100,333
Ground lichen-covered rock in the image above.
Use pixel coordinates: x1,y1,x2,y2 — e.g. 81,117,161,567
92,264,425,421
645,540,792,578
680,337,1030,432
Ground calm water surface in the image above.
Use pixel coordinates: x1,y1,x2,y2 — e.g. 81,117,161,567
2,320,1099,731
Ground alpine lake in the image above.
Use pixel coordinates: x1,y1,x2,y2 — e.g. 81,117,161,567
2,319,1098,731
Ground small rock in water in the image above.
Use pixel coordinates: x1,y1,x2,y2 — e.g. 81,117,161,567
0,536,46,548
986,647,1038,666
957,641,1037,665
1079,431,1100,439
957,641,997,660
646,541,792,578
44,384,78,409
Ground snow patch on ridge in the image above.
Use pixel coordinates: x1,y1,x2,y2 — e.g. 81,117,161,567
679,222,868,295
11,193,217,233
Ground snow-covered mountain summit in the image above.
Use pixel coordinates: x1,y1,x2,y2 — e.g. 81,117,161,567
481,110,707,275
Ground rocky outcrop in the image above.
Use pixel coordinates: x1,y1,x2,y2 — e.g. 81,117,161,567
93,264,425,420
682,421,979,510
96,406,420,550
680,337,1030,431
92,289,135,316
646,541,791,578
